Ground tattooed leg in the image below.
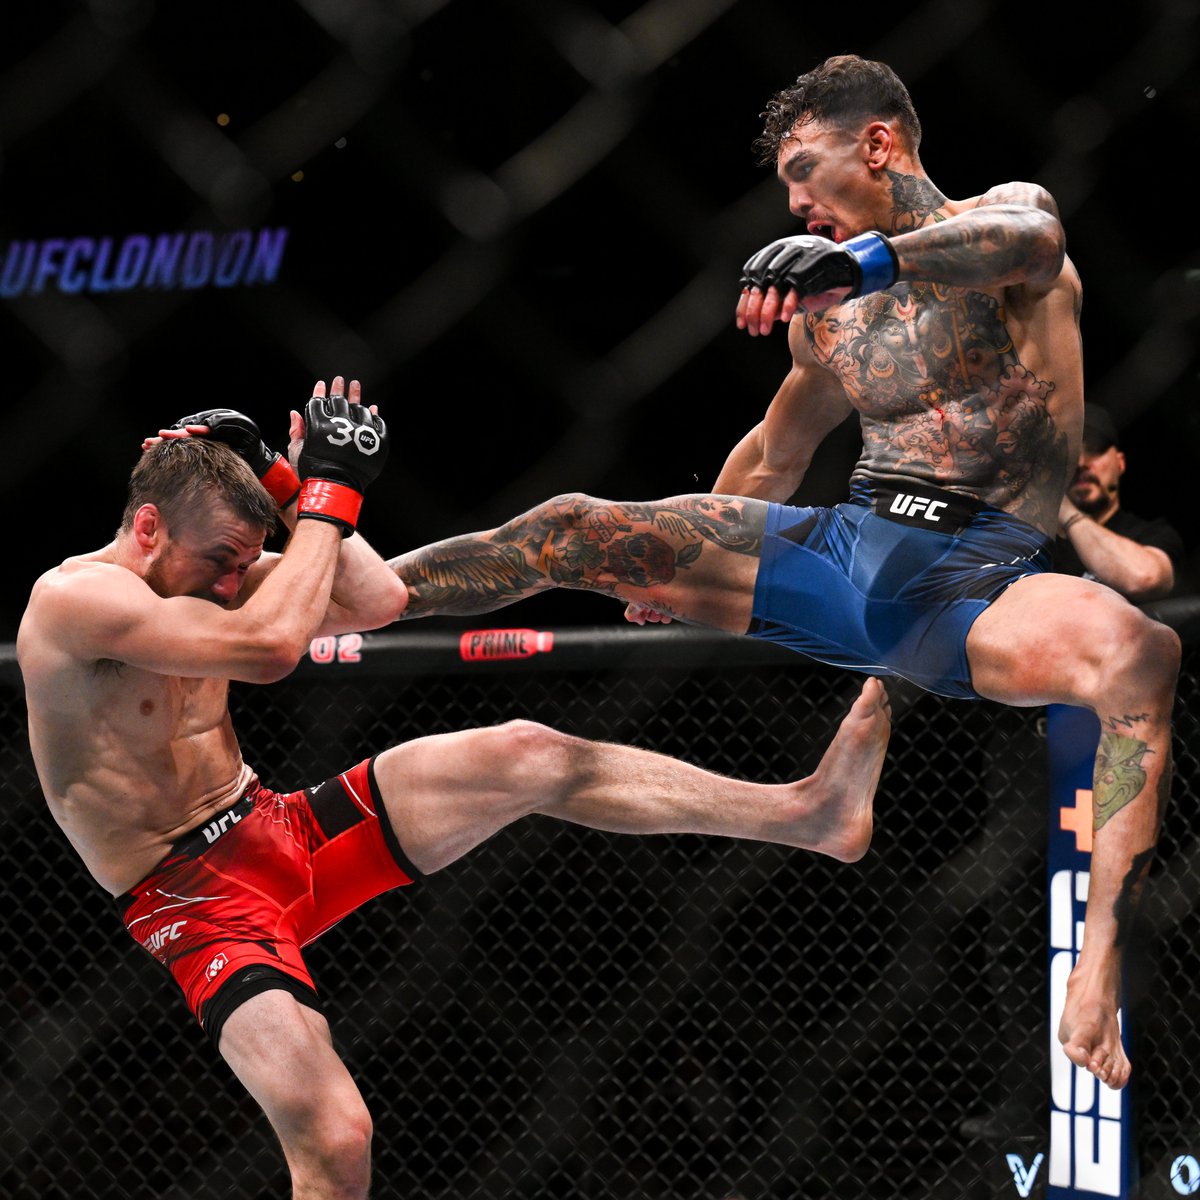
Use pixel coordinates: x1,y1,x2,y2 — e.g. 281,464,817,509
1094,719,1153,835
388,492,768,633
1089,714,1173,958
1058,706,1175,1088
965,570,1182,1091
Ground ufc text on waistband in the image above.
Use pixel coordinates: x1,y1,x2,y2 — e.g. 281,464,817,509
153,794,256,874
867,481,986,534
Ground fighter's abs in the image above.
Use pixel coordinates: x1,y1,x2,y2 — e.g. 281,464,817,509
807,282,1068,531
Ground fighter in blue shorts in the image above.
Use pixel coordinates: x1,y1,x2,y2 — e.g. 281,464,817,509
750,478,1053,699
388,54,1180,1095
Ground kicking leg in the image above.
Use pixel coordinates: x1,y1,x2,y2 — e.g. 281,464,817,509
387,492,767,632
374,677,891,875
967,572,1180,1090
219,991,374,1200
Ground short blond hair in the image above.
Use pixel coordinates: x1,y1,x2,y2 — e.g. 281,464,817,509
120,438,277,537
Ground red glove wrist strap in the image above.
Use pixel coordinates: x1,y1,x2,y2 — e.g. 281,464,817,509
261,455,301,508
297,479,362,531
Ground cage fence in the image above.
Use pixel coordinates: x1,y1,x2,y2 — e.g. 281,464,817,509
0,618,1197,1200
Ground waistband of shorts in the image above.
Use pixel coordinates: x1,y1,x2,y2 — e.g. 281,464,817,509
116,776,261,916
849,477,995,535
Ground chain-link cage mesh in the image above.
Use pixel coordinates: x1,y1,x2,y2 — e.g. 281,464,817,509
2,8,1197,1195
1,626,1197,1200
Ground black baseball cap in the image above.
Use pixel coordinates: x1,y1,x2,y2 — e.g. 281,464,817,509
1082,405,1120,453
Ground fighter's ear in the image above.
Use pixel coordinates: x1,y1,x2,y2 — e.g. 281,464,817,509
131,504,165,550
863,120,895,170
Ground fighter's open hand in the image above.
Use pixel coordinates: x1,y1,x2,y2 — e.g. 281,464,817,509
141,426,202,451
294,375,388,537
288,377,376,472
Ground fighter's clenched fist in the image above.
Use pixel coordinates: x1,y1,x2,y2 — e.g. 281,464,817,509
736,231,898,332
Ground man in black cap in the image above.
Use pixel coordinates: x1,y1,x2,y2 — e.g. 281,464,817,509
1056,404,1184,602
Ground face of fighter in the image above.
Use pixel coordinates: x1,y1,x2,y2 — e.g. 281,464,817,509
775,118,883,243
143,504,266,605
1068,444,1124,518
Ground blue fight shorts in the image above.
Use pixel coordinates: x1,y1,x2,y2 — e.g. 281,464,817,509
748,478,1053,700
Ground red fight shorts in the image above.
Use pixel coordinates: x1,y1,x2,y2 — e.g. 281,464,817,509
118,758,420,1047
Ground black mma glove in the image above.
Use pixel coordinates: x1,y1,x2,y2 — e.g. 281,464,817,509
296,395,389,536
169,408,301,508
740,232,899,303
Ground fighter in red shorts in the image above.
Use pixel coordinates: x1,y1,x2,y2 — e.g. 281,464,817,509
18,378,891,1200
119,758,422,1045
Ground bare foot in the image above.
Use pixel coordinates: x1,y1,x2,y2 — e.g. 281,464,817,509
1060,982,1131,1090
794,676,891,862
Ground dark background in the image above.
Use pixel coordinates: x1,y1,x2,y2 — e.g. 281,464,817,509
3,10,1200,1196
2,0,1198,642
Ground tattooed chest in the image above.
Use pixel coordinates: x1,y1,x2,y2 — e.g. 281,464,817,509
808,284,1024,409
807,284,1067,528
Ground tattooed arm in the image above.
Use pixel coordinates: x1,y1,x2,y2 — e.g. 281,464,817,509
890,182,1066,291
715,319,852,500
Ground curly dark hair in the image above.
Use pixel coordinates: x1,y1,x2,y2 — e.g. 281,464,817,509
753,54,921,165
120,438,277,537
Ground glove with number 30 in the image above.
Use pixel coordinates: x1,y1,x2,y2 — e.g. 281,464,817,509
296,396,389,536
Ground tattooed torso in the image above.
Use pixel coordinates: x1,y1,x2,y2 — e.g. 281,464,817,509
801,195,1081,536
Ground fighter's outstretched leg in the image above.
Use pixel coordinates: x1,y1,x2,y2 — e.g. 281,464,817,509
967,572,1181,1091
373,677,891,876
388,492,767,632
